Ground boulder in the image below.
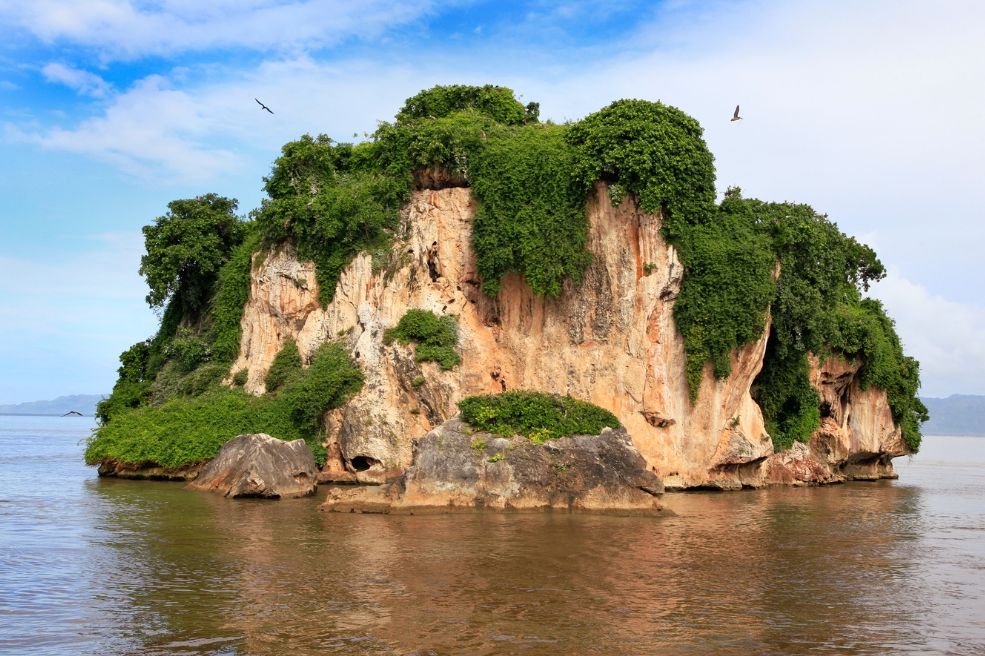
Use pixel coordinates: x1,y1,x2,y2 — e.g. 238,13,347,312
321,419,665,514
187,434,318,499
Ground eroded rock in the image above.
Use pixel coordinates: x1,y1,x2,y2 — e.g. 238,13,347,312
321,419,665,514
229,184,908,489
187,433,317,499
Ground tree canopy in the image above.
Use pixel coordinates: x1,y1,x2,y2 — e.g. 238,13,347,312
139,193,245,317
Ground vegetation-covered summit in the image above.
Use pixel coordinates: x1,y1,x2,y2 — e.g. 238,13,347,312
90,83,925,472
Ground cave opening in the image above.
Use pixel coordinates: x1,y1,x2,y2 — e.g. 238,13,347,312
350,455,380,472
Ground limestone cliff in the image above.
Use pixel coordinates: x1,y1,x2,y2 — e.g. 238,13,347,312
229,183,908,489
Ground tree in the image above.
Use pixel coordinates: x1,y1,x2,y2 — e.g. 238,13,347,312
139,194,245,318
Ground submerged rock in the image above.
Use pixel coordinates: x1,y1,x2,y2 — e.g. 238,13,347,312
187,433,317,499
321,419,664,514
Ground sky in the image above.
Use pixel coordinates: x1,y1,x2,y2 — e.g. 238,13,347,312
0,0,983,403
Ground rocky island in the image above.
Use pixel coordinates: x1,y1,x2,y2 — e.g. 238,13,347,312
85,85,927,508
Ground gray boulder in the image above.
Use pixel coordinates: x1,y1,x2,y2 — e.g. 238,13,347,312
188,434,318,499
322,419,664,514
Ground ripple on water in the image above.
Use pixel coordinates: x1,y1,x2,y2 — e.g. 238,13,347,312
2,417,985,655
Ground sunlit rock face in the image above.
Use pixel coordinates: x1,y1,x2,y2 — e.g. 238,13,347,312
231,183,905,488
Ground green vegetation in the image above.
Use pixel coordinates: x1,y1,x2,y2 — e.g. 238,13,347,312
396,84,537,125
276,343,364,436
672,196,777,397
736,193,925,451
264,339,302,392
470,123,591,296
87,342,362,468
86,388,306,469
209,229,262,362
140,194,246,318
566,99,717,230
385,309,461,369
95,83,924,468
254,134,406,306
458,391,620,441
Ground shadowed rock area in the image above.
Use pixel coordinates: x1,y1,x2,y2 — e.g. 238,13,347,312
322,419,665,514
187,433,317,499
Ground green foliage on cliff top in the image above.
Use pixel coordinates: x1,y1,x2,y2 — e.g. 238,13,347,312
565,99,717,230
255,134,406,306
396,84,536,125
458,391,620,441
87,342,362,468
385,309,461,369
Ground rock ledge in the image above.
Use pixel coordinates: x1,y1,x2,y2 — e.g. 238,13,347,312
321,419,665,515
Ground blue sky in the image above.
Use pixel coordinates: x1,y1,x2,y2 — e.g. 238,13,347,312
1,0,983,403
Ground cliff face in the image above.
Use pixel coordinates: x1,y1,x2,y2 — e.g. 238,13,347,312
230,183,907,488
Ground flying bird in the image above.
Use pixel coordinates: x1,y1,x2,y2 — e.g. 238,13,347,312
731,105,742,122
255,98,274,114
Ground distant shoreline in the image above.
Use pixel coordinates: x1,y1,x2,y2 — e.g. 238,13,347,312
0,412,93,418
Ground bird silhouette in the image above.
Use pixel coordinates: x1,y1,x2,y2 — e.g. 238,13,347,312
255,98,274,114
731,105,742,122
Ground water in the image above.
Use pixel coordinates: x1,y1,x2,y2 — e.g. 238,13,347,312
1,415,984,655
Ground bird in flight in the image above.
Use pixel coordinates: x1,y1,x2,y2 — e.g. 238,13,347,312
731,105,742,122
255,98,274,114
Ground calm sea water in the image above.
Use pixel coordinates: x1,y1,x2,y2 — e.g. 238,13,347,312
1,415,984,655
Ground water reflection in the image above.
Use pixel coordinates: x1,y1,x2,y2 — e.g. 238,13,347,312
77,480,950,655
4,417,984,655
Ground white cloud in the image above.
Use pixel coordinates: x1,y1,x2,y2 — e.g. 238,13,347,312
9,58,436,182
0,0,440,58
871,273,985,397
10,74,240,180
42,62,110,96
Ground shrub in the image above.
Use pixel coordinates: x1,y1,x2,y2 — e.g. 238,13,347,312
86,343,364,469
232,368,248,387
164,328,212,372
277,342,364,435
386,309,461,369
470,124,591,296
458,391,620,440
85,388,308,469
265,339,302,392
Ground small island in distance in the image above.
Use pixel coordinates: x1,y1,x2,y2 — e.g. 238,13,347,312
921,395,985,436
0,394,103,417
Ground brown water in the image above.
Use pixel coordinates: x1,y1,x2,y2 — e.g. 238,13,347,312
1,415,984,655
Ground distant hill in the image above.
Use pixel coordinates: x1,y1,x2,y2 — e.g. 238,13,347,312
0,394,104,417
921,395,985,436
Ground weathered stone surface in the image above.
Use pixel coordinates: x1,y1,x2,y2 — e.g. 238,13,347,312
229,183,908,489
321,419,664,514
187,434,317,499
96,460,203,481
